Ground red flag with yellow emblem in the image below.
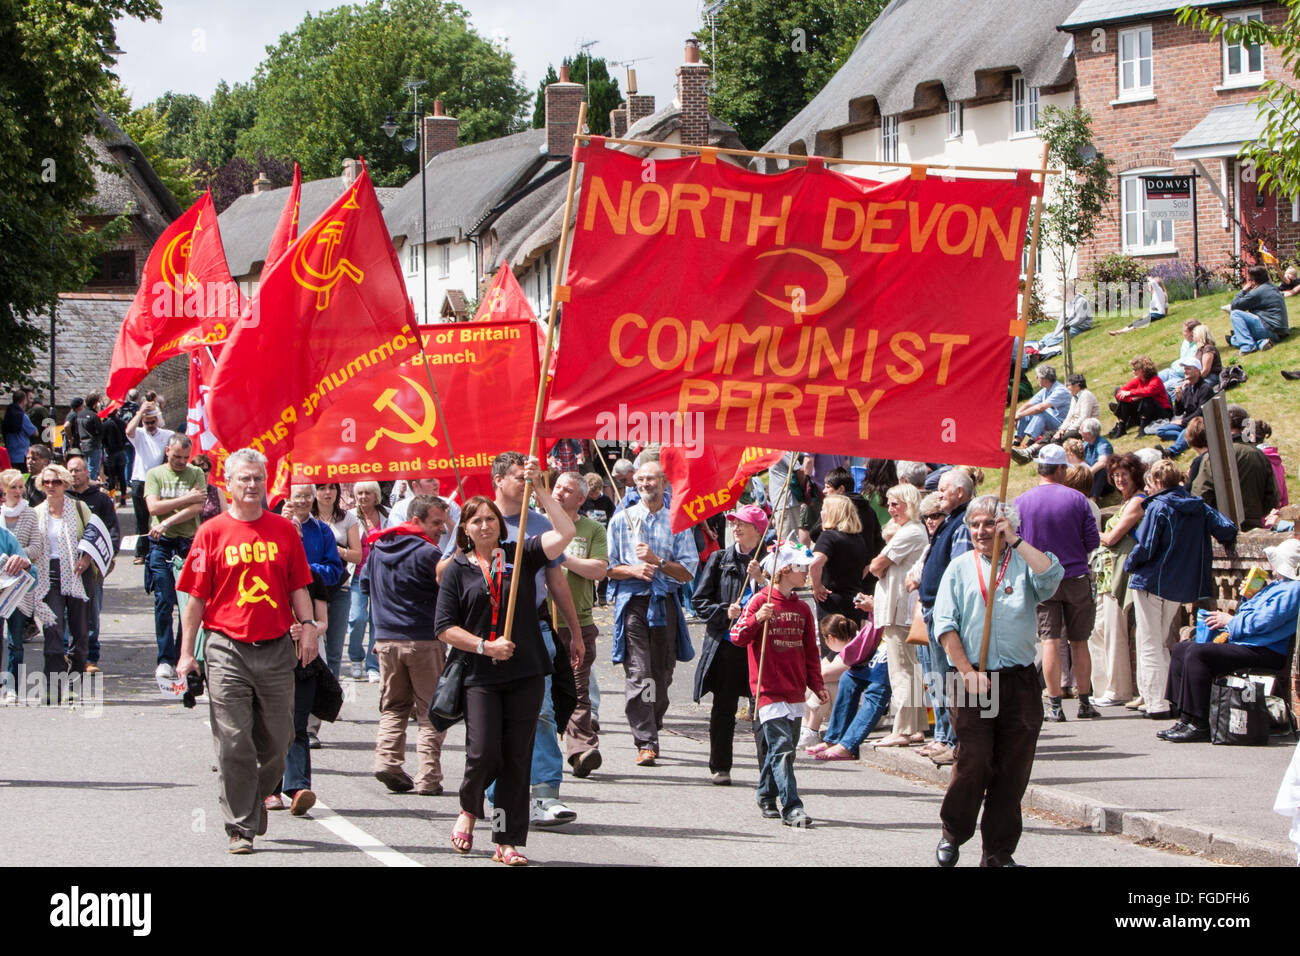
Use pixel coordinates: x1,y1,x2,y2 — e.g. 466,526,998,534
104,191,242,406
661,444,782,533
265,163,302,269
208,165,420,462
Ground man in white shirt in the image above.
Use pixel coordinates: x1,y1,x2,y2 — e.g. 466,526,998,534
124,402,174,563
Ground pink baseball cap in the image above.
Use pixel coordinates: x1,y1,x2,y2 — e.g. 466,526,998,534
726,504,769,534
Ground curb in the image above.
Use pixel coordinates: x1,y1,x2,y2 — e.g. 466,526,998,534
856,745,1295,867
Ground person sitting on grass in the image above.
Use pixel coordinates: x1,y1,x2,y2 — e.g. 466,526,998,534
1108,275,1168,335
1051,373,1100,445
1012,365,1071,451
1147,360,1214,458
807,613,891,761
1159,319,1204,399
730,543,826,828
1107,355,1172,439
1226,264,1289,354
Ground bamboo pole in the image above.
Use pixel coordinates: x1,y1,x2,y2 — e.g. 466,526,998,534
750,455,798,723
574,132,1060,178
977,142,1050,673
500,103,588,645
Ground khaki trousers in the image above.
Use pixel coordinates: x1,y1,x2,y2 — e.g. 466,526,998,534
883,625,926,736
205,631,296,839
1132,590,1180,714
1087,593,1135,700
374,640,446,791
558,624,600,762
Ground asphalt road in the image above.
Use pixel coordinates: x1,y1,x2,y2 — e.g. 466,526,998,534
0,551,1214,868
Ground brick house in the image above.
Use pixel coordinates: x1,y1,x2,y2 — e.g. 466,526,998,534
1060,0,1298,276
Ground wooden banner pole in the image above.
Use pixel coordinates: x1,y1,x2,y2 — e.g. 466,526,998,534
500,103,588,644
977,142,1049,672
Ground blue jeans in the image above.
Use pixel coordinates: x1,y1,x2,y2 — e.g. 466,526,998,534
148,537,190,665
1230,309,1279,353
323,585,350,678
277,667,317,796
1153,422,1188,456
488,620,564,802
86,448,103,479
824,672,892,756
347,577,377,672
922,609,955,747
1014,409,1063,443
756,715,803,817
4,610,25,687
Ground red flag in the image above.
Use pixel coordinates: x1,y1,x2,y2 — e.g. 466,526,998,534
289,321,539,488
474,263,553,377
208,165,421,461
542,146,1036,467
661,444,781,533
105,191,243,405
265,163,302,269
185,347,229,489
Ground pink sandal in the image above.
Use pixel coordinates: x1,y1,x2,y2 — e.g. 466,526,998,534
815,747,858,761
493,845,529,866
451,814,474,854
805,742,831,755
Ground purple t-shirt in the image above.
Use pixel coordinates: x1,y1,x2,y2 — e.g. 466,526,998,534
1013,482,1099,579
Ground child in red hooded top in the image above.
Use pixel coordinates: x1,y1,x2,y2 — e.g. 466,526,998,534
730,543,826,828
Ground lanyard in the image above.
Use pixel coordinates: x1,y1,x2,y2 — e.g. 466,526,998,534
473,551,503,642
974,548,1014,603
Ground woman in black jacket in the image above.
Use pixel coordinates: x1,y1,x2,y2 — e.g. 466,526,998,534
692,505,772,786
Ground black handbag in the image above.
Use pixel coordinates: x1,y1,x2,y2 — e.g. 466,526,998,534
1209,676,1269,746
428,648,469,732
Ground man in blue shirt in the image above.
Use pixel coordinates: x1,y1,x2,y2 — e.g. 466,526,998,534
1080,418,1113,498
1012,365,1071,449
932,495,1064,867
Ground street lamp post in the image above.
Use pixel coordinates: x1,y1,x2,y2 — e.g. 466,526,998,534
383,79,429,323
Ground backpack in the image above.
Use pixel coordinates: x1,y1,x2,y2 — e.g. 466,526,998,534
1220,364,1247,390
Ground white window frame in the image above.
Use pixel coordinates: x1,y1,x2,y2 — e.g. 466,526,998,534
881,115,899,162
1121,168,1176,256
438,243,451,279
948,101,963,139
406,242,419,275
1222,8,1264,87
1117,25,1154,99
1012,74,1039,136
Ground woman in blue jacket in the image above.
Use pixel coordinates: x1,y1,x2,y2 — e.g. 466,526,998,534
1124,460,1237,720
1159,539,1300,742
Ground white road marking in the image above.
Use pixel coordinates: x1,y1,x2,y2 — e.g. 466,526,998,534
309,800,423,867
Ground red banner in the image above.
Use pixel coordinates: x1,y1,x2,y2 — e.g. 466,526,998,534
208,166,420,461
474,263,553,378
661,444,782,532
289,321,539,486
264,163,302,269
105,191,242,405
542,146,1036,466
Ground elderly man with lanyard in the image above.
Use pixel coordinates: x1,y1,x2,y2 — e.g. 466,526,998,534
607,461,699,767
176,448,317,854
916,467,974,766
932,494,1064,867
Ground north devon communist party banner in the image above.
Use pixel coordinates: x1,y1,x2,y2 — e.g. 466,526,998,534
542,144,1038,466
208,167,419,461
288,321,539,486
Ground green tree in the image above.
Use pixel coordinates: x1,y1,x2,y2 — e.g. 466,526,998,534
242,0,529,186
1178,3,1300,196
696,0,887,150
1035,105,1114,374
532,53,621,136
0,0,161,387
147,91,207,159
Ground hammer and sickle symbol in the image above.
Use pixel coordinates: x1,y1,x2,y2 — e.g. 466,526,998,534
236,567,278,609
752,248,848,323
365,375,440,451
291,219,364,311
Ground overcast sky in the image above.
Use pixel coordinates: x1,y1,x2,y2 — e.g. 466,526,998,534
113,0,706,112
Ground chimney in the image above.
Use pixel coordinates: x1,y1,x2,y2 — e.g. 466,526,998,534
422,99,459,165
625,62,654,129
341,158,362,186
252,172,272,195
676,38,711,147
545,63,585,158
610,102,629,138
